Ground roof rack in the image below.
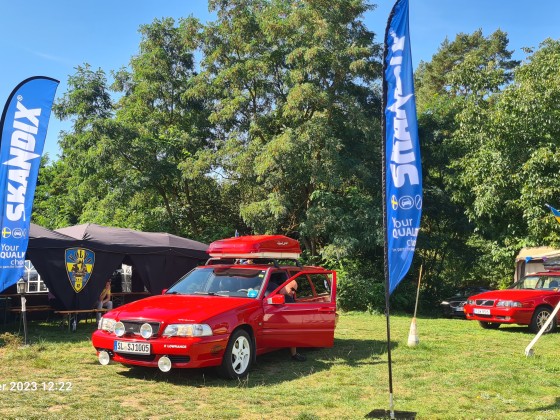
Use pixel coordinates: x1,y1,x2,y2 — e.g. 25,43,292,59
205,257,302,268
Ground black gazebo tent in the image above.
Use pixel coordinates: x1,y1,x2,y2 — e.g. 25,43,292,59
26,223,208,310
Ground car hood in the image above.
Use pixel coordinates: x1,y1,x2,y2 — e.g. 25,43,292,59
470,289,559,301
109,294,255,323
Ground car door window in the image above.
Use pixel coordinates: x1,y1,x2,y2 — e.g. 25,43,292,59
295,275,313,300
309,274,332,302
265,271,288,296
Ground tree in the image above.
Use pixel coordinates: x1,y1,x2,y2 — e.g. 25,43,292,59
33,64,116,229
186,0,382,259
414,30,520,295
449,39,560,286
107,17,236,239
41,20,242,241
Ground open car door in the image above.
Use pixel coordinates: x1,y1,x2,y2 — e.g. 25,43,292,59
261,270,337,349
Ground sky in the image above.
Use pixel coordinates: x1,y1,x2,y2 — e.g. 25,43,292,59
1,0,559,159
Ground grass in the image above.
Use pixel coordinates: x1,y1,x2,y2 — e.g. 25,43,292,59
0,313,559,419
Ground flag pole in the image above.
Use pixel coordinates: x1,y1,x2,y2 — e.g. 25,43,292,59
368,0,419,418
382,7,395,409
377,0,398,416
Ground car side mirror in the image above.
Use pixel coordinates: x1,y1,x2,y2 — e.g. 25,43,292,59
161,289,168,295
267,294,285,305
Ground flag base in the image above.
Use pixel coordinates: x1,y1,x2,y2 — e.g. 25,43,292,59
366,409,417,419
407,317,419,347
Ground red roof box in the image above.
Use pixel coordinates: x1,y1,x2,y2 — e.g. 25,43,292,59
208,235,301,259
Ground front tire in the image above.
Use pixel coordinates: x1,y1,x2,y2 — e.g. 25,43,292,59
530,307,557,334
217,329,253,379
479,321,500,329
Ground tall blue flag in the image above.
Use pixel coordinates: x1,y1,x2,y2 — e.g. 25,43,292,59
0,76,59,292
383,0,422,295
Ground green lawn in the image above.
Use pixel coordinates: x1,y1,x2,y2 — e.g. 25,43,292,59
0,312,558,419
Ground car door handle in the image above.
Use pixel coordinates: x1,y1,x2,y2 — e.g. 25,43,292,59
318,307,334,313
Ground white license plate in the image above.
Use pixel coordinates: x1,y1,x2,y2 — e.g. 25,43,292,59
474,308,491,315
114,341,150,355
454,307,464,312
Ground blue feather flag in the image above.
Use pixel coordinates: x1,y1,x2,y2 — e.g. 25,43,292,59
0,76,59,292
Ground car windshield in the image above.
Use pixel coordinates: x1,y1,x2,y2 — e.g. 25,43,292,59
166,267,266,298
510,275,560,290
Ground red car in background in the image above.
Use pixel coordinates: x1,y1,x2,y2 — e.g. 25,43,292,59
463,271,560,333
92,235,337,379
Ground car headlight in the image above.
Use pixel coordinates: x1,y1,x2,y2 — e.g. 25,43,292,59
496,300,522,308
467,299,475,305
98,317,117,332
163,324,213,337
140,323,153,339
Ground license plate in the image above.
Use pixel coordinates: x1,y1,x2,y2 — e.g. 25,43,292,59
114,341,150,355
454,307,464,312
474,308,491,315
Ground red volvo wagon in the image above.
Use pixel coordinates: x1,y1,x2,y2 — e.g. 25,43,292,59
92,235,337,379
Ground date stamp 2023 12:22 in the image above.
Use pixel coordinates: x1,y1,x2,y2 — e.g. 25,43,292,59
1,381,72,392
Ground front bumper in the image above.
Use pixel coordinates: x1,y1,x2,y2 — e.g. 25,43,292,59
441,303,466,317
463,306,533,325
92,330,228,369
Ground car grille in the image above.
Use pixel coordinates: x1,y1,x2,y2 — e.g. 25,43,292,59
169,356,191,364
475,299,495,307
116,353,157,362
121,320,162,336
449,300,465,309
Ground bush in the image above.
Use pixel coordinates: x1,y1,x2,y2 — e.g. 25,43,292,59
332,258,386,313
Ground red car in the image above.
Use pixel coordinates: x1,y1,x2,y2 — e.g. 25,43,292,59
92,235,337,379
463,271,560,333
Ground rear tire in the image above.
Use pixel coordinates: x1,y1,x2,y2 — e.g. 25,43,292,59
217,329,253,379
479,321,500,329
530,307,557,334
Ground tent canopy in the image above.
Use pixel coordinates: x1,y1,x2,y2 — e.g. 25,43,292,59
29,223,80,246
26,223,208,310
55,223,208,258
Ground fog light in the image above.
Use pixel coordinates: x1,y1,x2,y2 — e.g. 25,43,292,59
98,350,111,365
158,356,172,372
140,323,153,339
114,322,125,337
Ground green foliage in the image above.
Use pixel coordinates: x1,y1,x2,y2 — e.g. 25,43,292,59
447,39,560,287
414,29,524,294
31,3,560,311
188,0,381,255
333,258,385,312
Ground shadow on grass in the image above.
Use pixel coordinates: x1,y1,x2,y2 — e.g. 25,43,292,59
1,320,394,386
116,337,393,387
515,396,560,413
